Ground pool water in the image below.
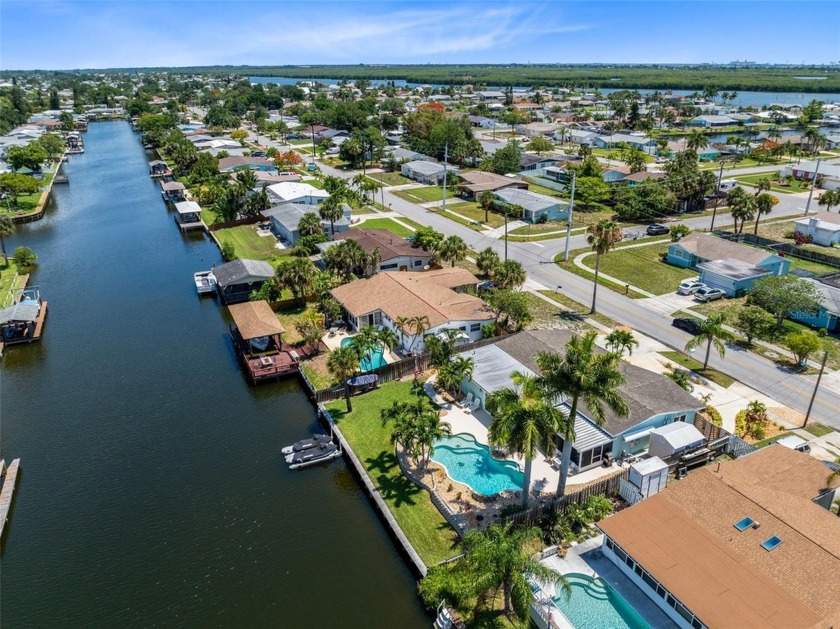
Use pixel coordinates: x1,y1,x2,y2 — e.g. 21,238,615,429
430,433,524,495
553,573,650,629
340,337,388,370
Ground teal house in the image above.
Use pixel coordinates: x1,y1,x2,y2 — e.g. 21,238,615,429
790,278,838,331
667,233,791,297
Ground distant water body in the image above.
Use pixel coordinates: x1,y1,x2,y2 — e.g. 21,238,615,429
0,121,429,628
250,76,840,108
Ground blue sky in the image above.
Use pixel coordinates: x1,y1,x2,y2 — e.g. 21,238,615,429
1,1,837,70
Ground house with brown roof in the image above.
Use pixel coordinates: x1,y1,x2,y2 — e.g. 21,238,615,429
330,228,433,272
598,446,840,629
667,232,791,296
458,171,528,200
330,269,495,352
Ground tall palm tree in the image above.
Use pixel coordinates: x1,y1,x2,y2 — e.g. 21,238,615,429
727,187,756,234
476,246,500,277
318,196,344,237
437,235,468,268
297,212,323,238
381,396,449,469
247,183,272,217
753,177,772,197
818,190,840,213
408,315,430,353
328,346,359,412
685,312,733,370
487,372,562,507
394,316,411,352
605,328,638,356
587,219,623,314
753,193,779,234
376,326,399,354
477,191,495,223
686,129,709,153
0,217,14,265
234,167,258,196
537,332,628,497
323,239,366,281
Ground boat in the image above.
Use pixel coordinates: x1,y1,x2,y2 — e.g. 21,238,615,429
281,434,332,455
194,271,217,295
285,442,341,470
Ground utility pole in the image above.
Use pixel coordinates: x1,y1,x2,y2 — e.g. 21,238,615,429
563,171,577,262
504,206,509,262
710,159,725,232
803,158,821,216
441,143,448,213
803,350,829,428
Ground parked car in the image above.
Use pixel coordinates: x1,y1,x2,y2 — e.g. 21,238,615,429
694,287,725,302
646,224,670,236
251,150,266,157
677,280,707,295
672,317,702,335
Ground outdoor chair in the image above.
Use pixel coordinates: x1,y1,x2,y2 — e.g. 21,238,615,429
461,393,474,409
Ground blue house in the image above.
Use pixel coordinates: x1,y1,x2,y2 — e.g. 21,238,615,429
493,188,570,223
791,277,839,332
667,233,791,296
459,330,703,473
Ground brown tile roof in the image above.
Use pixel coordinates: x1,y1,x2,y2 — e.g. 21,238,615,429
674,232,774,266
599,447,840,629
218,156,275,170
330,269,494,328
227,301,285,340
333,229,431,262
623,171,666,183
458,171,528,194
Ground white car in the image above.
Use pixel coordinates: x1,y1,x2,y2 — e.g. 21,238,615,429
677,280,707,295
694,287,726,302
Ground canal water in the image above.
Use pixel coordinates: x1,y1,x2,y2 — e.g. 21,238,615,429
0,122,429,628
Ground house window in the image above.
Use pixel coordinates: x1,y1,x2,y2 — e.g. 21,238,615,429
380,263,398,270
413,260,423,267
470,323,481,332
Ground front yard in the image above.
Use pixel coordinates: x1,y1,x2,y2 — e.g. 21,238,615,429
659,351,735,388
353,217,416,237
445,202,505,228
367,172,413,187
326,381,461,565
0,173,53,219
392,186,447,204
734,171,813,194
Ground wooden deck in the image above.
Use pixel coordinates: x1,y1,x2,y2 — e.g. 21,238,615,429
175,216,207,232
240,343,317,383
0,458,21,539
2,301,47,346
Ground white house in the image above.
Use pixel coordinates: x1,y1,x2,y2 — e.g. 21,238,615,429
690,115,737,128
400,160,456,185
266,182,330,206
794,212,840,246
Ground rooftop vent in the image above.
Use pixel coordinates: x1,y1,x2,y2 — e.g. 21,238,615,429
761,536,783,551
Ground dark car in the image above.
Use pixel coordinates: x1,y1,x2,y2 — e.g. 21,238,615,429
646,224,670,236
672,317,702,335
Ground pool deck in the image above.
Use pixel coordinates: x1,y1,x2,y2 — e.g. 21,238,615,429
541,536,677,629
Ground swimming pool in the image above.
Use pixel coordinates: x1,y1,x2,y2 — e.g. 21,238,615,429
340,337,388,371
552,573,650,629
430,433,524,496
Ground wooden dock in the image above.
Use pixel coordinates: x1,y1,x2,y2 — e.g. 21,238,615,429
0,458,21,539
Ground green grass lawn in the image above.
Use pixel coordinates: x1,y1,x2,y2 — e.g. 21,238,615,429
535,289,621,329
521,178,564,199
326,382,461,565
445,202,505,228
591,148,655,164
367,172,412,187
1,173,53,218
734,171,812,194
392,186,447,204
0,263,26,308
753,432,795,448
660,351,735,388
556,250,649,299
213,224,282,261
354,217,415,237
803,423,834,437
580,242,695,295
509,221,567,236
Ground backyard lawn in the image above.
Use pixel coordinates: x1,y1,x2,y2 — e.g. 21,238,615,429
326,381,461,565
353,217,415,237
0,263,27,308
583,241,695,295
367,172,412,187
213,224,283,261
392,186,447,204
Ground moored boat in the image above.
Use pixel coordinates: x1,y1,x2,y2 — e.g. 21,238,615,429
282,434,332,455
194,271,216,295
285,442,341,470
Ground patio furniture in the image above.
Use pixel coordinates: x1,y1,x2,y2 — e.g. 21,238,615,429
461,393,474,409
469,398,481,412
328,327,338,338
289,350,300,362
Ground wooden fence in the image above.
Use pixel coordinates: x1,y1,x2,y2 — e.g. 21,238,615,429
502,469,629,528
714,231,840,269
207,215,264,232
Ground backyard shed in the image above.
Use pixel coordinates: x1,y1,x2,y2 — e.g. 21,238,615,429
648,422,705,459
628,457,669,498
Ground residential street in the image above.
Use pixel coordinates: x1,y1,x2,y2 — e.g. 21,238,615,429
254,133,840,429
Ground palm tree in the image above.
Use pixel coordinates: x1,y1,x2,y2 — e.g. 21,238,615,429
425,328,462,367
376,326,399,354
686,129,709,153
408,315,430,354
727,187,757,234
437,235,468,268
318,196,344,237
803,127,827,154
297,212,323,238
0,217,14,265
587,219,623,314
537,331,628,497
487,372,561,507
493,259,527,290
394,316,411,352
818,190,840,213
436,356,474,399
328,346,359,412
753,193,779,234
247,183,272,217
476,246,500,277
605,328,638,356
323,239,366,281
753,177,772,197
234,167,258,196
381,396,449,469
276,257,316,305
685,312,733,370
664,363,694,392
477,190,495,223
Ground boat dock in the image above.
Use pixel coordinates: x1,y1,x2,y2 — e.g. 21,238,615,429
0,458,21,539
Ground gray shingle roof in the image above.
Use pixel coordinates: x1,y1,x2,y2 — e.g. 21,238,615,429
494,188,564,213
673,232,774,266
213,259,274,287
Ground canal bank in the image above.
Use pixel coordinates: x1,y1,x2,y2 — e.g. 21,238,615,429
0,121,429,628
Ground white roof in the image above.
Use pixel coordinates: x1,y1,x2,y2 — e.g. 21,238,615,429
650,422,704,449
267,182,329,202
776,435,809,450
174,201,202,215
630,456,669,476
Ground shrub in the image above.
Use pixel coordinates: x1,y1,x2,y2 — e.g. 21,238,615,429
704,405,723,427
792,231,813,245
12,246,37,269
220,241,236,261
481,323,496,339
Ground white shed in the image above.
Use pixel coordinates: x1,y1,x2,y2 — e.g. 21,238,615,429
628,457,669,498
648,422,705,459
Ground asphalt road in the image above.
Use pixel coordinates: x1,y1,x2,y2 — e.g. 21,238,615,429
253,133,840,429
